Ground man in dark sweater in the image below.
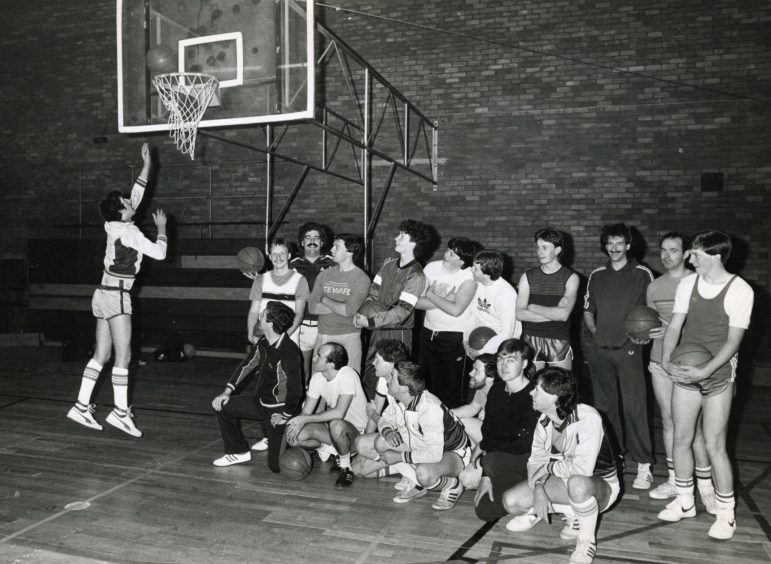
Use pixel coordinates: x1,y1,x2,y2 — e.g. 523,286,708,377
211,301,304,473
460,339,540,521
583,223,655,490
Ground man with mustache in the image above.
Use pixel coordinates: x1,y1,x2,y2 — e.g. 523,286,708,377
291,222,336,376
583,223,654,491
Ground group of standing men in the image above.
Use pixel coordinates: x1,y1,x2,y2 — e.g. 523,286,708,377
64,149,754,564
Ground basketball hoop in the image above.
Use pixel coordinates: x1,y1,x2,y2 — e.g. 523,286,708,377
152,73,219,160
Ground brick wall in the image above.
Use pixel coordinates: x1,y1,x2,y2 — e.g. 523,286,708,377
0,1,768,344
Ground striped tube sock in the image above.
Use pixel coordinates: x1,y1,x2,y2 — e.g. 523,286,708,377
715,490,735,511
666,458,676,483
77,359,103,405
695,466,715,497
338,453,352,469
111,367,129,410
428,476,454,491
571,496,599,542
674,476,695,510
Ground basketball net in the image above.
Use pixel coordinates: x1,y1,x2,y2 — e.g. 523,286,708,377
152,73,218,160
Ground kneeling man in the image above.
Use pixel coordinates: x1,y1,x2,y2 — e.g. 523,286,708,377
502,367,619,564
286,342,368,488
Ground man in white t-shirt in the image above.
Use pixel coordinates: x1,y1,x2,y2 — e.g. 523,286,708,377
465,251,521,359
416,237,479,407
286,342,368,488
661,230,754,540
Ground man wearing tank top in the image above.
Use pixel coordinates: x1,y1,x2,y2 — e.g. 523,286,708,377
661,230,754,541
516,228,579,370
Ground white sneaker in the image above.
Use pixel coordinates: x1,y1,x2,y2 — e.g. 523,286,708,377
106,407,142,437
560,513,580,540
657,498,696,522
505,510,541,532
393,475,413,491
432,480,464,511
632,463,653,490
213,452,252,467
707,510,736,540
67,404,103,431
569,538,597,564
701,491,718,515
251,438,268,452
649,480,677,500
392,485,428,504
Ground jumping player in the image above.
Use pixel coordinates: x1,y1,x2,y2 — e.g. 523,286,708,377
67,143,167,438
661,231,754,540
502,367,619,564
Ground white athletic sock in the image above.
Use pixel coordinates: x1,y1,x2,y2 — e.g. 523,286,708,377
695,466,715,497
571,496,599,542
674,477,695,509
715,490,735,511
77,359,103,405
666,458,676,483
338,453,351,469
111,367,129,410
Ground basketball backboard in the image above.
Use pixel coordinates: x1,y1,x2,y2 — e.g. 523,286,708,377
117,0,314,133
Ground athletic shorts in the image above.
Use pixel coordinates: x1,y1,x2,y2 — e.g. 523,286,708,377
558,474,620,512
527,336,572,365
673,356,736,398
298,321,318,351
91,287,132,319
451,443,472,469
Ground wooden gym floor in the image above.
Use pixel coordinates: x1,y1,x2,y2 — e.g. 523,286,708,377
1,346,769,563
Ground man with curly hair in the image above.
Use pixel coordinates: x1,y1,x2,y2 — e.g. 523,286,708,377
502,367,619,564
354,219,431,399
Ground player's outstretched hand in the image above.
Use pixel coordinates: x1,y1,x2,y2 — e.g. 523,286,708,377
141,142,151,165
152,209,167,228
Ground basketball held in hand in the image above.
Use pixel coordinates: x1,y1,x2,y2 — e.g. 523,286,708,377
280,447,313,480
237,247,265,275
468,326,496,351
624,305,662,340
670,342,713,368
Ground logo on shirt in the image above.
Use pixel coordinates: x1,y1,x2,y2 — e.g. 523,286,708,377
477,297,491,314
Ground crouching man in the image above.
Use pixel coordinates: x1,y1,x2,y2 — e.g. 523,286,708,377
502,367,619,564
354,360,470,511
285,342,368,489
